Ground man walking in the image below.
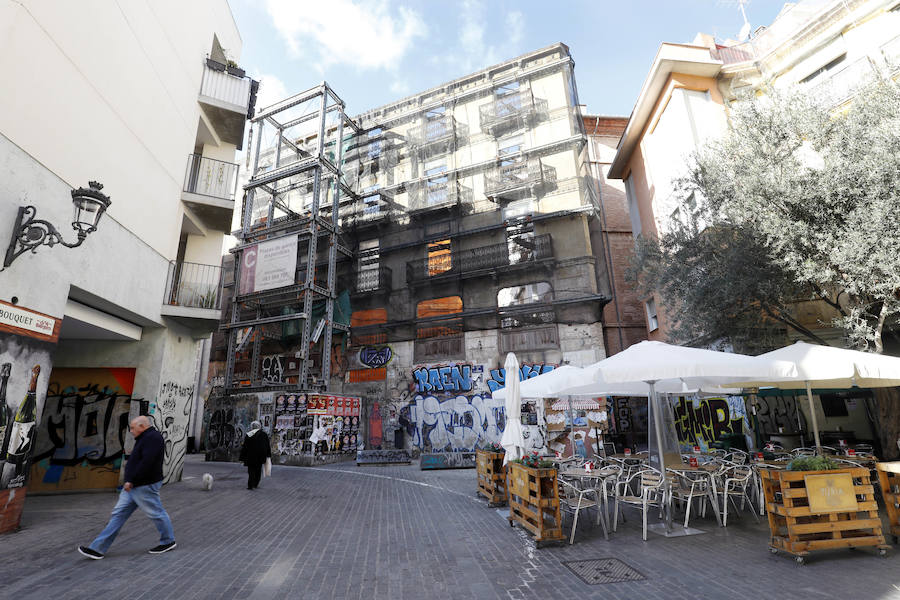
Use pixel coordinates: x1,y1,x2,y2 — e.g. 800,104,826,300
78,416,176,559
239,420,271,490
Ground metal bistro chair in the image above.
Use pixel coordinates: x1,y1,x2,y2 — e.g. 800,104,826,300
669,468,713,529
719,465,760,526
613,468,666,541
558,477,607,544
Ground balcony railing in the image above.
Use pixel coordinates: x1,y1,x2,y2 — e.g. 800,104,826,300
414,331,464,362
355,266,392,294
810,57,874,104
484,157,557,200
479,90,549,135
164,261,222,310
407,115,467,149
408,181,473,213
183,154,239,201
343,191,392,227
406,234,553,282
199,59,252,114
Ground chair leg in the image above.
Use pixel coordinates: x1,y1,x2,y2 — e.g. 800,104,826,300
570,507,579,545
613,499,619,533
723,493,729,527
684,495,692,529
642,498,648,541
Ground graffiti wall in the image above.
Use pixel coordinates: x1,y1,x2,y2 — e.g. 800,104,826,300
749,394,807,436
0,299,58,532
204,393,258,462
672,395,750,452
152,379,194,483
29,368,135,492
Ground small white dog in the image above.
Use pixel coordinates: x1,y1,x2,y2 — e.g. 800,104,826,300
201,473,214,491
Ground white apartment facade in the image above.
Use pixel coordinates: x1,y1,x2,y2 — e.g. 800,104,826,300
0,0,253,531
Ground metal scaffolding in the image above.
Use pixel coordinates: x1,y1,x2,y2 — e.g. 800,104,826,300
224,83,358,393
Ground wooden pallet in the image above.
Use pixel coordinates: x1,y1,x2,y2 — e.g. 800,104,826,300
507,462,564,545
476,450,508,505
761,467,889,563
876,462,900,543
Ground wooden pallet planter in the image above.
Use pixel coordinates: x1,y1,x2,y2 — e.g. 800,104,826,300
476,450,508,505
876,462,900,544
761,467,889,563
506,461,564,545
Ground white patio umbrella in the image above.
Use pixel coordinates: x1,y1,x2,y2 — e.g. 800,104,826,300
581,340,797,531
726,340,900,453
499,353,526,465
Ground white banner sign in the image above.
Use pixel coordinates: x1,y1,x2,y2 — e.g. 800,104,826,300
239,236,298,294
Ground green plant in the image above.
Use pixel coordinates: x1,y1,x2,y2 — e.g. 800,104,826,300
787,455,842,471
199,287,218,309
485,442,504,452
513,451,555,469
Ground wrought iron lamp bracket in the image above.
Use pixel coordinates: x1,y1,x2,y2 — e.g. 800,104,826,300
3,206,86,269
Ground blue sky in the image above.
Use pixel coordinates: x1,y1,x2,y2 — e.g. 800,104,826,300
229,0,790,118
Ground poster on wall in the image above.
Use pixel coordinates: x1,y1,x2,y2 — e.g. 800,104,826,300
238,236,298,295
29,368,135,493
0,299,59,533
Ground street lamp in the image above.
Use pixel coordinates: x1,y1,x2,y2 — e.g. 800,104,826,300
3,181,111,269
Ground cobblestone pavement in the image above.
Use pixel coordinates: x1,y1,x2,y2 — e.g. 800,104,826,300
0,455,898,600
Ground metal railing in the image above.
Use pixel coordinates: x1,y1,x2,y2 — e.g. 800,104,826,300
484,157,556,198
811,57,875,104
407,115,467,148
199,60,252,112
344,192,391,227
164,261,222,310
479,89,549,134
408,181,473,213
183,154,240,201
355,266,392,294
406,234,552,282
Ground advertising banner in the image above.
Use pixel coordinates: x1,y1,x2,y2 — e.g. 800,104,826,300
238,236,298,295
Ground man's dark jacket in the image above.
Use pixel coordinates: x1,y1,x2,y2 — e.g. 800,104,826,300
125,426,165,487
240,430,272,467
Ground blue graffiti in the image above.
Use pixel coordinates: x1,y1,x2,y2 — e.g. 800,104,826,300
399,394,506,451
486,364,556,393
413,365,473,394
359,346,392,368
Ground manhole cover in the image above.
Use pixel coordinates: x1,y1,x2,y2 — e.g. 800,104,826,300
562,558,646,585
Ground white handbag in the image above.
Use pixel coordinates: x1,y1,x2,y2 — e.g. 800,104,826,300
263,457,272,477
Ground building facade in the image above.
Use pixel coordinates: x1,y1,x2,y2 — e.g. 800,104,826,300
207,44,626,462
608,0,900,342
0,0,254,531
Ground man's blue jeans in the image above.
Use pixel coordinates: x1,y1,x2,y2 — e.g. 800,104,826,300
89,481,175,553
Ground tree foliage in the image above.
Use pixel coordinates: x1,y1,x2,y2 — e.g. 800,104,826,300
631,77,900,353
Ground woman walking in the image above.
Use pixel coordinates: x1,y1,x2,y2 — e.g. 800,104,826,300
239,421,271,490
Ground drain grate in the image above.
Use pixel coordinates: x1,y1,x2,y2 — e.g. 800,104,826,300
562,558,646,585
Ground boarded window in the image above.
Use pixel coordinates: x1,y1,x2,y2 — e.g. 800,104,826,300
351,308,387,345
416,296,462,339
427,239,452,276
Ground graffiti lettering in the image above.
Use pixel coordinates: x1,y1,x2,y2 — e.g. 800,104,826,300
261,355,285,383
486,364,556,393
412,365,473,394
32,382,131,466
750,395,806,435
399,394,505,452
673,396,748,448
154,380,193,483
359,346,392,368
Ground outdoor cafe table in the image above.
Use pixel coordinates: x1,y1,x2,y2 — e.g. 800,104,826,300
559,466,619,531
666,463,723,526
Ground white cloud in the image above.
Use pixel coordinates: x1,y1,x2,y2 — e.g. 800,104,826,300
265,0,426,70
389,78,411,96
454,1,526,73
254,72,289,114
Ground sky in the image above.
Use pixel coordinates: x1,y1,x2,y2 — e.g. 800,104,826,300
228,0,792,119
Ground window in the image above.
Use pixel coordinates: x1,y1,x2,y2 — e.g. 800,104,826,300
645,298,659,332
427,239,452,276
361,186,381,216
367,128,382,159
499,135,524,160
358,239,379,291
625,174,641,238
425,162,449,205
502,199,536,221
497,282,552,307
800,54,846,85
494,82,521,117
416,296,462,339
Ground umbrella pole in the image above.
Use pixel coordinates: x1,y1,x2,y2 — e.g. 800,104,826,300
649,382,672,532
805,381,822,454
567,395,575,458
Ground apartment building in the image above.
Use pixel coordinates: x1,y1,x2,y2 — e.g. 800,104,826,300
207,44,626,462
0,0,254,531
607,0,900,342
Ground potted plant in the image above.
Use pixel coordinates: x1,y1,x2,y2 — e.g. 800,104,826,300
226,60,245,78
205,57,226,72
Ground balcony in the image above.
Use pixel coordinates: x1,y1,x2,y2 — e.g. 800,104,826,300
810,57,874,105
198,58,254,147
354,266,392,295
181,154,239,231
407,115,467,155
343,191,393,229
407,180,473,215
479,90,549,136
484,157,557,201
161,261,223,332
406,234,553,284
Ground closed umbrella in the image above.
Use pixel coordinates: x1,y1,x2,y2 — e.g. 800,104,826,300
499,353,526,465
727,341,900,453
